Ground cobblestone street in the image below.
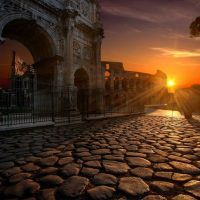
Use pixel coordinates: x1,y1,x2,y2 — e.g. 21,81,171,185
0,115,200,200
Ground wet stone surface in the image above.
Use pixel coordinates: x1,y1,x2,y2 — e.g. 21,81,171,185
0,115,200,199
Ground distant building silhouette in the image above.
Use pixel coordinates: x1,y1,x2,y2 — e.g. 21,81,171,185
102,61,168,112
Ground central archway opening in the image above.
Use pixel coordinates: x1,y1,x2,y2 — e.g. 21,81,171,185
74,68,89,113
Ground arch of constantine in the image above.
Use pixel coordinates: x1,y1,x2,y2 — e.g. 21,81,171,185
0,0,104,112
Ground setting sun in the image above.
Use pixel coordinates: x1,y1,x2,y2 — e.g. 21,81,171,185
167,79,175,88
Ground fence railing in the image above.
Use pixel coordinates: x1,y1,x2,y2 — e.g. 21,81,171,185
0,87,146,128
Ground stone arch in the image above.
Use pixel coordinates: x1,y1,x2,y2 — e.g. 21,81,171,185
1,15,60,88
71,66,91,86
0,13,59,55
74,68,89,89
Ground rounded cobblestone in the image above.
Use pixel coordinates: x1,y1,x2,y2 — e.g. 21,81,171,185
39,175,64,186
118,177,150,196
4,179,40,197
130,167,153,179
93,173,118,185
87,186,116,200
103,160,130,174
1,115,200,199
151,181,175,193
58,176,89,198
184,180,200,198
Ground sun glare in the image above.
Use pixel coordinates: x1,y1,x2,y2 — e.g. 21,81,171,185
167,79,175,88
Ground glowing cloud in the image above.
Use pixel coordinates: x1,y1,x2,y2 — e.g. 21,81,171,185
151,48,200,58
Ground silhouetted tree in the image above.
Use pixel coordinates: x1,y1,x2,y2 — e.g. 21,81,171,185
190,17,200,37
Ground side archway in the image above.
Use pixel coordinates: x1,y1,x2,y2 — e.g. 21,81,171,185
74,68,89,89
74,68,89,113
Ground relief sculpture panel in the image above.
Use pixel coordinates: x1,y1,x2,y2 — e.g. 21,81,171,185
80,1,90,18
73,39,81,57
83,46,94,61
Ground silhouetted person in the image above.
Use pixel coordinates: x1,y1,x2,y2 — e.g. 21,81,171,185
176,89,195,121
183,104,193,120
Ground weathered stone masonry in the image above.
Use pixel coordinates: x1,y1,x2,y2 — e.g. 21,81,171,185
0,0,104,110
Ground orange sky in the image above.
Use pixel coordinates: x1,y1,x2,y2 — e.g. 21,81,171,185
100,0,200,88
0,40,33,88
102,39,200,87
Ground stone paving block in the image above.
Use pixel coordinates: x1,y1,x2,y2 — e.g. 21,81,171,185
58,176,89,198
91,149,111,155
172,173,192,182
81,167,99,177
21,163,40,172
184,180,200,198
142,195,167,200
170,161,200,174
39,167,58,176
4,179,40,197
39,175,64,186
39,156,58,167
84,160,101,168
40,188,56,200
9,173,32,183
126,157,151,167
151,181,175,193
103,155,124,161
118,177,150,196
87,186,116,200
57,157,74,166
1,115,200,199
172,194,197,200
154,172,173,180
103,160,130,174
93,173,118,185
2,167,22,177
130,167,153,179
153,163,173,171
61,163,81,177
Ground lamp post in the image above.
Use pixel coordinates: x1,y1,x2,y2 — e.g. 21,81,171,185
168,85,175,118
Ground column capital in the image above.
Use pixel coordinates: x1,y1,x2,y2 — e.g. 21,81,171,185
59,9,79,35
